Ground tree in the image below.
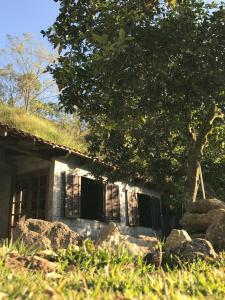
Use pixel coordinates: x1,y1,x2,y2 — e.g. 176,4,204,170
0,34,58,112
44,0,225,206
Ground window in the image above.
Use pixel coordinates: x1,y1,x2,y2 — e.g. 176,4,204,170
62,173,120,222
80,177,104,221
137,194,162,229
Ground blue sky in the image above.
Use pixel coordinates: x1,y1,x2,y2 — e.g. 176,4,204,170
0,0,60,49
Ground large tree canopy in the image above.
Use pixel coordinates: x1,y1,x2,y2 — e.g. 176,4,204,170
44,0,225,206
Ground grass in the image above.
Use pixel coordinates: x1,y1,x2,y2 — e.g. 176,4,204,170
0,241,225,300
0,104,87,153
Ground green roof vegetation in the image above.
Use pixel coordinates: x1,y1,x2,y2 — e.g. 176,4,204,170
0,103,87,153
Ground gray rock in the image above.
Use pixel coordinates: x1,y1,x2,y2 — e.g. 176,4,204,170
167,238,217,263
46,221,79,250
143,247,162,268
206,214,225,251
97,223,160,257
164,229,192,252
13,218,80,251
95,222,118,246
187,199,225,213
180,209,225,233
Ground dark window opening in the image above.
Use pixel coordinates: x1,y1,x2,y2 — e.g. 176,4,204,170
138,194,162,229
80,177,104,221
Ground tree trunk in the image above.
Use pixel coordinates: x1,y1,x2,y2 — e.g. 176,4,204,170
184,104,223,208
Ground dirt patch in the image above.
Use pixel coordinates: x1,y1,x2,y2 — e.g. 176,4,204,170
4,253,58,273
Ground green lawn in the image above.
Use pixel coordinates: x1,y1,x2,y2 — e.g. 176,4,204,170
0,242,224,300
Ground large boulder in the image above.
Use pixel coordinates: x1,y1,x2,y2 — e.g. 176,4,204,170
13,219,52,250
180,209,225,233
166,238,217,264
95,222,118,246
164,229,192,252
13,218,80,251
46,222,79,249
187,199,225,213
206,214,225,251
97,223,161,261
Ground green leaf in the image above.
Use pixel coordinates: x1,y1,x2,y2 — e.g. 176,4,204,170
92,33,108,45
119,28,126,43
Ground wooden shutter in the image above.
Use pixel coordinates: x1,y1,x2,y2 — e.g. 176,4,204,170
128,190,139,226
105,184,120,222
150,197,162,229
62,172,80,218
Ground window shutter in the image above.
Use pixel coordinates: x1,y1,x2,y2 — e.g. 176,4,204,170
105,184,120,222
128,191,139,226
150,197,162,229
62,172,81,218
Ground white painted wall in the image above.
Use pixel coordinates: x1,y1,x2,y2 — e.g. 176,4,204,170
14,157,50,175
50,157,161,238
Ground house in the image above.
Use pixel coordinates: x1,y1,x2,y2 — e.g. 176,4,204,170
0,122,162,240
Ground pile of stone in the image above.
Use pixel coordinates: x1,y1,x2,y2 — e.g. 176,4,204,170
12,218,224,271
163,229,217,265
180,198,225,251
13,218,81,251
96,222,162,267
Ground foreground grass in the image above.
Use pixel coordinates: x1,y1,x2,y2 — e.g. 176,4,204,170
0,104,87,152
0,242,225,300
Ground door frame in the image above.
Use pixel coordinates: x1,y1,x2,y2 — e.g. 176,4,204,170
8,168,49,238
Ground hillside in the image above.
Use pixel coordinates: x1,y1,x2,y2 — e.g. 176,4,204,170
0,104,87,153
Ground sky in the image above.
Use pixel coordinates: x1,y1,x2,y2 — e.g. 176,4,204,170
0,0,60,50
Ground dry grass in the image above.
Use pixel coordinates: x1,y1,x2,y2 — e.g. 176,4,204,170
0,104,87,153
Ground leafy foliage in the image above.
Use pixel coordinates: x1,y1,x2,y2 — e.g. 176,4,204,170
0,34,58,112
44,0,225,205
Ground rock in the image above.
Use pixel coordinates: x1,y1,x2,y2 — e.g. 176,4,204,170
96,222,119,245
143,247,162,268
13,220,52,250
143,251,162,268
164,229,192,252
180,209,225,233
46,222,79,250
127,235,159,250
13,218,80,251
187,199,225,213
137,235,160,246
97,223,160,258
166,238,217,264
38,250,58,262
25,218,51,233
4,253,58,273
206,214,225,251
